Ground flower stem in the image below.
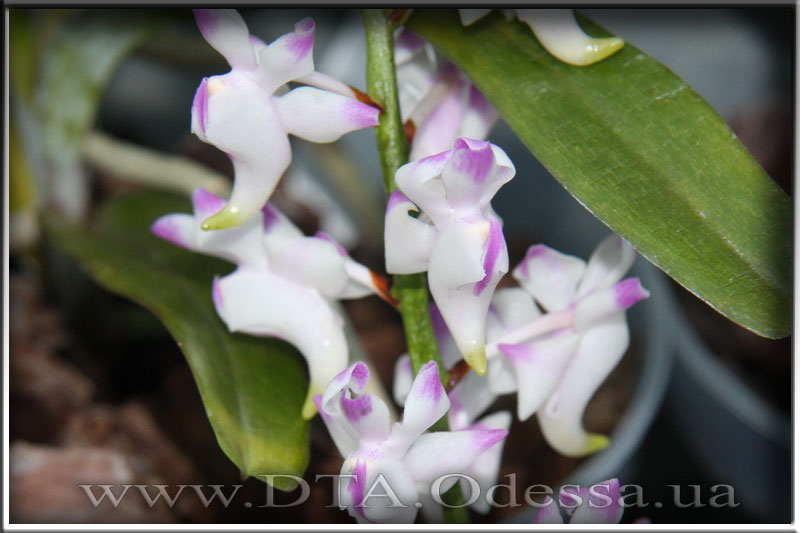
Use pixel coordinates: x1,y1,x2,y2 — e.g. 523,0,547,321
363,9,468,523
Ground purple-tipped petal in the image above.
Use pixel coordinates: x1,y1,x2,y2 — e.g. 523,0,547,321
532,500,564,524
439,138,515,212
473,216,504,296
275,86,378,143
190,78,210,137
285,17,315,62
348,458,368,520
192,187,227,219
390,361,449,452
569,478,624,524
151,214,194,249
615,277,650,309
193,9,257,70
211,275,224,312
253,17,317,93
512,244,586,313
574,277,649,329
577,234,636,297
403,428,508,489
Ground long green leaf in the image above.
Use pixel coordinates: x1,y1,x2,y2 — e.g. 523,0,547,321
46,190,309,491
407,10,791,338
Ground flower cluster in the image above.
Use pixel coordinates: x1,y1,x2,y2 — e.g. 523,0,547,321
156,8,643,524
395,234,649,457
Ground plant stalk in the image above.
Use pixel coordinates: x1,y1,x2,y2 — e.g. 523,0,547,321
362,8,468,523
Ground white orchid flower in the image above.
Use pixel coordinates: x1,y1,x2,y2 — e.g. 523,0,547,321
385,138,515,375
459,9,624,66
394,235,649,458
394,28,498,160
191,10,379,230
151,188,391,418
317,360,508,523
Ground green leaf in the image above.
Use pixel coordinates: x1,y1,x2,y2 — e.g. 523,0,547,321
406,10,792,338
46,190,310,491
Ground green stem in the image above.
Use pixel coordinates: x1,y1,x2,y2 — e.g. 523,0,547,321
362,9,469,524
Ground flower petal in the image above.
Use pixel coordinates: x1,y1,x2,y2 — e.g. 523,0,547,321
384,191,438,275
254,17,316,93
457,85,499,143
340,455,419,524
196,78,292,230
516,9,624,67
512,244,586,312
404,427,508,490
193,9,257,70
429,303,462,369
577,234,636,297
394,151,452,226
459,9,493,26
439,138,515,212
498,333,579,421
390,361,449,453
340,392,392,443
568,478,624,524
573,277,649,330
265,233,350,298
152,189,269,268
428,218,508,375
447,371,497,430
532,500,564,524
409,78,468,161
151,213,195,249
463,411,512,514
392,354,414,406
313,394,357,459
537,313,629,456
274,86,378,143
487,287,542,340
215,268,348,419
486,354,518,394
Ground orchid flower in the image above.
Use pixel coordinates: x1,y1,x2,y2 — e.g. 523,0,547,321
496,234,649,456
533,478,624,524
393,353,511,519
393,235,649,458
191,9,379,230
151,188,390,418
459,9,624,66
395,29,498,160
316,360,508,523
385,138,515,375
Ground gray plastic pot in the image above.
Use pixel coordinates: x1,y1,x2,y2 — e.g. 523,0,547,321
663,308,791,522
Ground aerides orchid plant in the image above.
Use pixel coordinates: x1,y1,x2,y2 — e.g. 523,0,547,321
42,3,795,525
191,9,379,230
